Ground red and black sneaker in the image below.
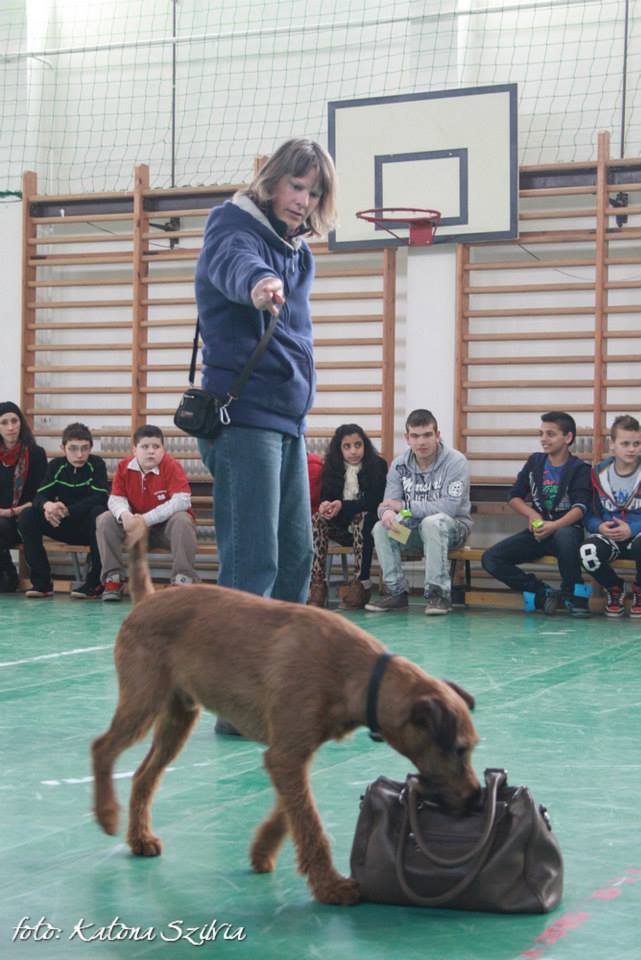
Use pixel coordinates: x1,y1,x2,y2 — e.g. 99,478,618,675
630,583,641,620
70,581,104,599
605,585,625,619
102,578,124,602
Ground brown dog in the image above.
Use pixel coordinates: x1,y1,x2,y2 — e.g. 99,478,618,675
91,519,479,906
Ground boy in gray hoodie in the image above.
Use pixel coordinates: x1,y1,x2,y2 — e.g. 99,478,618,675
366,409,472,615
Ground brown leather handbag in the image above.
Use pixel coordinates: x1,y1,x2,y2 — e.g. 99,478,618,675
350,768,563,913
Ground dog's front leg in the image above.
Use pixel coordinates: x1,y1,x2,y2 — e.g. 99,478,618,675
263,748,360,906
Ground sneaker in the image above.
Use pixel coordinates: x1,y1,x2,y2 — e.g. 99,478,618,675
338,579,371,609
543,588,561,616
215,718,243,737
605,585,625,618
629,583,641,619
25,585,54,598
171,574,193,586
307,580,327,608
424,586,451,616
102,578,124,602
561,582,591,618
70,581,104,599
365,592,408,612
567,595,590,618
523,582,554,613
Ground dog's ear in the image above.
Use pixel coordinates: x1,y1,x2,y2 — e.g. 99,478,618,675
410,696,458,753
443,679,475,711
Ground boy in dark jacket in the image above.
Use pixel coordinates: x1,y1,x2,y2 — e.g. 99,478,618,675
17,422,109,597
482,412,592,616
580,415,641,618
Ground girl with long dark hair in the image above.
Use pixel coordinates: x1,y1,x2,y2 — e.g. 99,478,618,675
308,424,387,608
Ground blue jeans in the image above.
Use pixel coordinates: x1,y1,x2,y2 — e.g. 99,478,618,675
199,426,312,602
481,526,585,598
372,513,469,597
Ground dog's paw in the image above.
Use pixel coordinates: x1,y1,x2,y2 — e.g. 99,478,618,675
128,833,163,857
250,849,276,874
95,803,119,835
311,874,360,906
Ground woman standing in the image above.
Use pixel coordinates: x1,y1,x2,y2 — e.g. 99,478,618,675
308,424,387,609
195,138,337,605
0,402,47,592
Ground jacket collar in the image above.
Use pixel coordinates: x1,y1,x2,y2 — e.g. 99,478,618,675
127,458,160,476
232,193,302,251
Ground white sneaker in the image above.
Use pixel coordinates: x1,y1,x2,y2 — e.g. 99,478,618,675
172,574,193,586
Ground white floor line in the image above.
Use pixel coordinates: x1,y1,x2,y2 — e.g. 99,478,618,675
0,644,111,668
41,767,176,787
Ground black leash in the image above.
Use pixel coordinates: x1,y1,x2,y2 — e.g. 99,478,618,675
187,311,279,394
366,652,396,742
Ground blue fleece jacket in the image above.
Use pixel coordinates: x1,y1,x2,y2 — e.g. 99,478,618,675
585,455,641,538
194,195,316,437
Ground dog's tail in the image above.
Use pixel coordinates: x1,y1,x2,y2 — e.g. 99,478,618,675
125,516,154,605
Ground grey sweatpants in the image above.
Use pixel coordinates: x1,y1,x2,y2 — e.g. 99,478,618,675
96,510,198,582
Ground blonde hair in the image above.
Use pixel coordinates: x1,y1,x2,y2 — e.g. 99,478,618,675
244,138,337,237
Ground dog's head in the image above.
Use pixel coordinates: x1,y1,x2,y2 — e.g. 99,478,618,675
381,674,480,813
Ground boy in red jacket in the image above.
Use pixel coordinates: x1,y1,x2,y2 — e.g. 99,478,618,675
95,425,197,600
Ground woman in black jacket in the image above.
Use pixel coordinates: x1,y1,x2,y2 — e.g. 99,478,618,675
308,423,387,608
0,402,47,592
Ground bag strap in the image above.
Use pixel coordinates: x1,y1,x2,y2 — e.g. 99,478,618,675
407,769,504,867
188,311,279,395
394,768,505,907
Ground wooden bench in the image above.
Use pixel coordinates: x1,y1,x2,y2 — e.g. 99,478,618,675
19,538,354,594
17,538,221,593
20,535,637,612
447,546,637,612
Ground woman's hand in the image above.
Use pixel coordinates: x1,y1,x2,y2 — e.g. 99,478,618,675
251,277,285,316
319,500,342,520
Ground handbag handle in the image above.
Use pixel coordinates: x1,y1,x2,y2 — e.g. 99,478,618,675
394,769,505,907
406,769,504,867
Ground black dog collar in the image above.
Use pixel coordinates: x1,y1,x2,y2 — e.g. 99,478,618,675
366,652,396,742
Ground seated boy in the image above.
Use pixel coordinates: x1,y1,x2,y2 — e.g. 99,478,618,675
17,422,109,598
96,425,197,600
481,411,591,616
580,415,641,619
365,408,472,616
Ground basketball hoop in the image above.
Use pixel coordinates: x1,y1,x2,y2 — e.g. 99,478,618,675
356,207,441,246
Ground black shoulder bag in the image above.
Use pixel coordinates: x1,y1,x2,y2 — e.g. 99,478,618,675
173,312,278,440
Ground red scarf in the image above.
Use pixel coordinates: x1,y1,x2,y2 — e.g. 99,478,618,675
0,442,30,506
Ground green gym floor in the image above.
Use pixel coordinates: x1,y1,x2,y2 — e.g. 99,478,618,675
1,594,640,960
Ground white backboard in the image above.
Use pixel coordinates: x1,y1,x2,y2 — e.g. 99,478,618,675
328,84,518,249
